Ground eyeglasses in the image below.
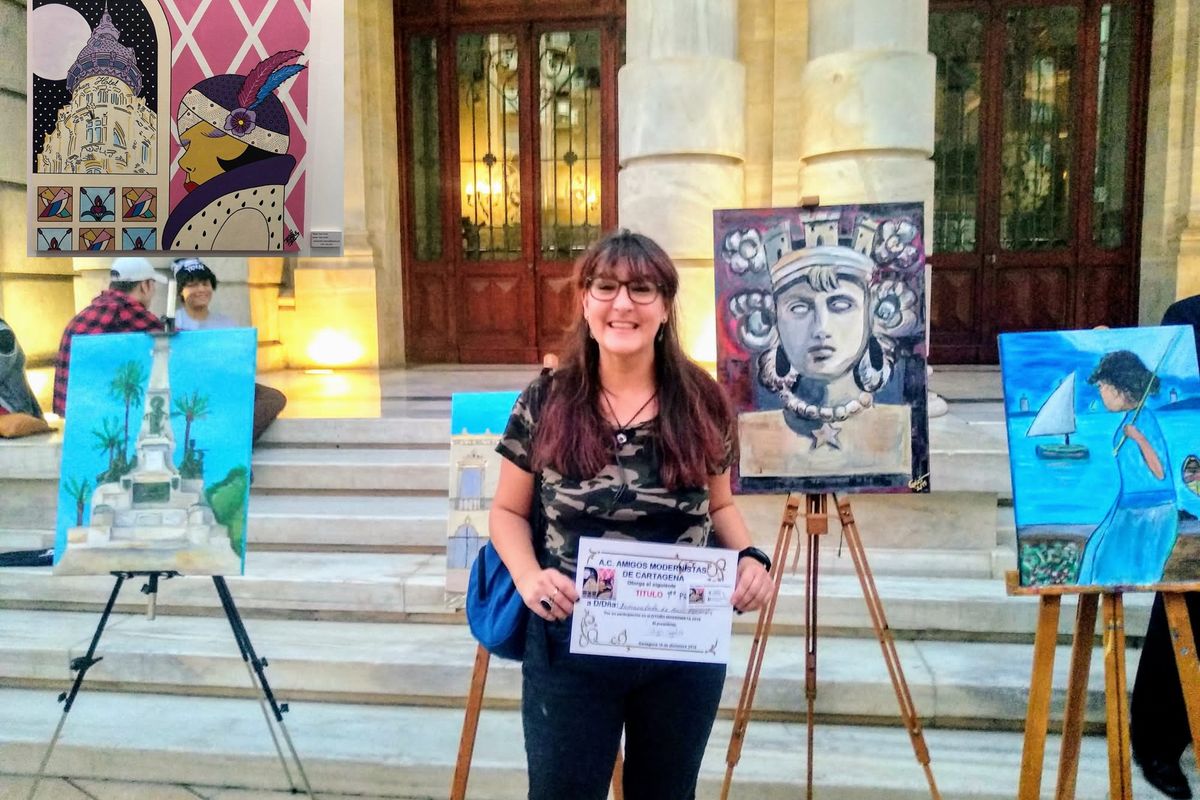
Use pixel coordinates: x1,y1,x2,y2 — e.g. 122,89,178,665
586,277,663,305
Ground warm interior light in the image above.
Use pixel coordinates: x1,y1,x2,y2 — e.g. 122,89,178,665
304,368,333,375
306,328,365,368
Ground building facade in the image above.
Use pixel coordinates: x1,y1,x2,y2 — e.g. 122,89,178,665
2,0,1199,374
36,10,157,176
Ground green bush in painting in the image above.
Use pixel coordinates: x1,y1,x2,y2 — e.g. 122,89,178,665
1019,539,1083,585
206,466,249,556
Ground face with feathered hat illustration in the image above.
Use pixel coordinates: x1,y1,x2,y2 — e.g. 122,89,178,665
175,51,306,191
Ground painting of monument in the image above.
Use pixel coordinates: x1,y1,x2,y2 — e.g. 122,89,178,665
54,328,256,575
1000,326,1200,588
714,203,931,494
446,391,519,596
28,0,311,254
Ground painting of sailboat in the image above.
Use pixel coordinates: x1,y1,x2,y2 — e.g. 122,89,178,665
1000,326,1200,588
1026,373,1089,459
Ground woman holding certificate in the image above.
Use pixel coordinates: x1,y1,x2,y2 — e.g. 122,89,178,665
491,229,773,800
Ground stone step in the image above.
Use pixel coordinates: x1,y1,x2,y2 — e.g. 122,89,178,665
0,550,1074,632
257,417,450,448
0,609,1134,725
245,494,446,550
0,529,55,551
250,448,449,492
0,688,1169,799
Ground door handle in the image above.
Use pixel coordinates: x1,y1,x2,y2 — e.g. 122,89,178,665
986,253,997,266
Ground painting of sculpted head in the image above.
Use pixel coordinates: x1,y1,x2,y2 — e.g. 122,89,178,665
714,203,930,494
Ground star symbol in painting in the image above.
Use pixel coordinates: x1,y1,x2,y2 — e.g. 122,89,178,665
810,422,843,450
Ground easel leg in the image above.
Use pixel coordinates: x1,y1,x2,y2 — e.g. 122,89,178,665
834,497,941,800
1018,594,1061,800
720,495,801,800
1102,593,1133,800
451,644,491,800
1161,593,1200,767
26,574,126,800
213,576,315,799
1055,594,1098,800
803,494,826,800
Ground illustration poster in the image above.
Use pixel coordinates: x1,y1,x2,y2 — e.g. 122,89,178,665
28,0,310,254
1000,327,1200,588
714,203,930,494
54,329,256,575
446,391,520,596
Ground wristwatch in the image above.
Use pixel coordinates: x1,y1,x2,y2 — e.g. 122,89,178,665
738,545,772,572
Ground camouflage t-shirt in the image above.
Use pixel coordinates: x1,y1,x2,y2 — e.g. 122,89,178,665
496,375,732,577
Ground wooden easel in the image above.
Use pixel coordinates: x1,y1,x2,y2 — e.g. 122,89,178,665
1009,575,1200,799
721,493,941,800
451,645,626,800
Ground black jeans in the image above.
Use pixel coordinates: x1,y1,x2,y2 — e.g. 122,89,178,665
521,615,726,800
1131,591,1200,763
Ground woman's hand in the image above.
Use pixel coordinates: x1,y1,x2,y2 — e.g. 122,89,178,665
731,557,773,614
515,567,579,622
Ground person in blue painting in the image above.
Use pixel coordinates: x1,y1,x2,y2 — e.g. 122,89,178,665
1131,294,1200,800
1076,350,1178,587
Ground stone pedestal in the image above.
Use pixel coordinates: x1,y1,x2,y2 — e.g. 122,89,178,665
618,0,745,363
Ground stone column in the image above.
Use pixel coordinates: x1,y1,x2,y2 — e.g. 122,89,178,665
618,0,746,364
1140,0,1200,319
796,0,946,415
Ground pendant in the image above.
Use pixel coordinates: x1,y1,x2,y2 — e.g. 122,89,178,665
615,431,628,446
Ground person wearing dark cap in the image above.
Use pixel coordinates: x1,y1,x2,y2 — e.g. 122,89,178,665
171,257,286,442
1131,293,1200,799
162,51,306,251
51,257,165,417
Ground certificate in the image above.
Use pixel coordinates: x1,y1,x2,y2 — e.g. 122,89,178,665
569,538,736,664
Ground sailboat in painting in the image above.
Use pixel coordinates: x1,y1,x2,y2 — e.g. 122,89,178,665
1026,373,1090,460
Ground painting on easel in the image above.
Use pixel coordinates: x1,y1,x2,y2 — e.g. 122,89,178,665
713,202,930,494
1000,326,1200,588
445,391,520,597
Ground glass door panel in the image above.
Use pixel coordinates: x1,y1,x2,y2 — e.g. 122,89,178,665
931,10,983,255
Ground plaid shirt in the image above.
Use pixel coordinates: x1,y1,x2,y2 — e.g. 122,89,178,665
52,289,163,416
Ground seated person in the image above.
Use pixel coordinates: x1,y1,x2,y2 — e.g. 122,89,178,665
172,258,287,442
53,257,165,418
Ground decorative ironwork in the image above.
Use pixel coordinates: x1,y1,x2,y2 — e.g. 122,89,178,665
408,36,442,261
999,7,1078,251
538,30,602,259
458,33,522,261
931,11,983,254
1093,4,1133,249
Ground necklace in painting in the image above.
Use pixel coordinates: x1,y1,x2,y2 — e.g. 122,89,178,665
601,388,657,446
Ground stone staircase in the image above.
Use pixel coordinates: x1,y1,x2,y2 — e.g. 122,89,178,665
0,374,1175,798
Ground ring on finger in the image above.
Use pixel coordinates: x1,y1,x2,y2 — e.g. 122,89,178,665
538,596,553,612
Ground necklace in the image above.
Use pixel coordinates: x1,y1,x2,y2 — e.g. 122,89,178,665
757,347,874,422
600,388,657,446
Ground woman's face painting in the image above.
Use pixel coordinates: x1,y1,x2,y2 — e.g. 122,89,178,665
178,121,248,190
775,275,868,381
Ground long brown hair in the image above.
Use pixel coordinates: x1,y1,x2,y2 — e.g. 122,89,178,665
532,230,735,490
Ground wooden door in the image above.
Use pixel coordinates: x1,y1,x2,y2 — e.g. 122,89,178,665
929,0,1150,363
398,11,621,363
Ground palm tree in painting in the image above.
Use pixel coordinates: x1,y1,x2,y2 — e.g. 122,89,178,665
110,360,146,456
64,477,91,526
173,390,211,479
90,416,122,481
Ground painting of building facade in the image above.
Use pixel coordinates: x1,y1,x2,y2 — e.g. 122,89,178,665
1000,327,1200,588
28,0,310,254
714,203,930,494
54,329,256,575
445,391,519,596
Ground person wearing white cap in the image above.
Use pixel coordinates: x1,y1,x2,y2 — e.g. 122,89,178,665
51,257,166,417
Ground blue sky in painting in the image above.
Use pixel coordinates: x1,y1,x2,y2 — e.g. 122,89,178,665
450,391,520,437
54,329,257,562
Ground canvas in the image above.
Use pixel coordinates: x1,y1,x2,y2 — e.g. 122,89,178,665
1000,326,1200,588
54,328,256,575
28,0,310,254
714,203,930,494
445,391,520,596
